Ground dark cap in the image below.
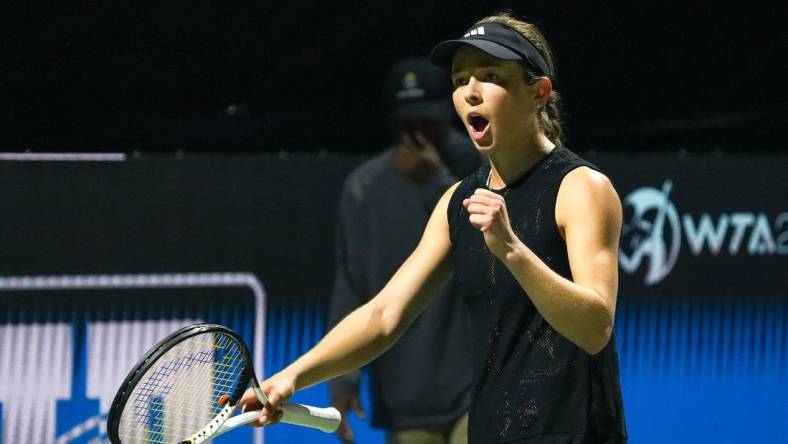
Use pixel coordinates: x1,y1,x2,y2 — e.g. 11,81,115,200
430,22,552,77
384,57,453,121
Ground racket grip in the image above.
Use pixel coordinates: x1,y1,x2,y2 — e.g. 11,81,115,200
281,402,341,433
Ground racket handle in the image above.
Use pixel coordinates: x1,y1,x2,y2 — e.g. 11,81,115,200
251,386,341,433
281,402,341,433
215,404,340,436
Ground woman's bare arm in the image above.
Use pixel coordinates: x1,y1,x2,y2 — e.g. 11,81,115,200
240,182,459,424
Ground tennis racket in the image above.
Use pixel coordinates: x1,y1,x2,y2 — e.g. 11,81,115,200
107,323,340,443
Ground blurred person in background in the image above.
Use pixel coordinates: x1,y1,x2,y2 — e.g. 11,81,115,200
327,56,482,444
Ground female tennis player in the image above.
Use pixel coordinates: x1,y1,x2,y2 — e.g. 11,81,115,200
240,12,627,443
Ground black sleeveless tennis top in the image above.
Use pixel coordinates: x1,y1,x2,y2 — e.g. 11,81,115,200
447,146,627,443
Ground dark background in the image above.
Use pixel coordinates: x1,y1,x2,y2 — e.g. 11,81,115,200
5,1,787,153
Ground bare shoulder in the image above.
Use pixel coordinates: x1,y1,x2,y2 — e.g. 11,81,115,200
421,181,462,238
442,181,463,204
562,166,616,196
432,181,463,215
555,167,621,229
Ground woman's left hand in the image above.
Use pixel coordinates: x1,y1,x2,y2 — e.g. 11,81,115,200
463,188,521,260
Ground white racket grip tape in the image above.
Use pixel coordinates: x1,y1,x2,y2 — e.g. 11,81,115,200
280,402,341,432
247,385,341,433
214,404,340,436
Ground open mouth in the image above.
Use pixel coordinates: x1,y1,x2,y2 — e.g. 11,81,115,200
469,115,489,132
467,114,490,141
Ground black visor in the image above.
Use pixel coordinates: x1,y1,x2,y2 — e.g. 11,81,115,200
430,22,552,77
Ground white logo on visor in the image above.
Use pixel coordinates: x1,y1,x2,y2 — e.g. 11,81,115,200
464,26,485,38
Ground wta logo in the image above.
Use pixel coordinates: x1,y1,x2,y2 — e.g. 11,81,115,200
619,180,788,285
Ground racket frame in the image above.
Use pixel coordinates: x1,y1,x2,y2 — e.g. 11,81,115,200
107,323,251,444
108,323,340,444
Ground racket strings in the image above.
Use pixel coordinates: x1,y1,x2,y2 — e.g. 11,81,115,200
134,351,234,415
117,332,248,443
124,334,245,441
131,348,243,415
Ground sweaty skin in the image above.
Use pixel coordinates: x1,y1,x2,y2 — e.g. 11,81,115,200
238,45,622,427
